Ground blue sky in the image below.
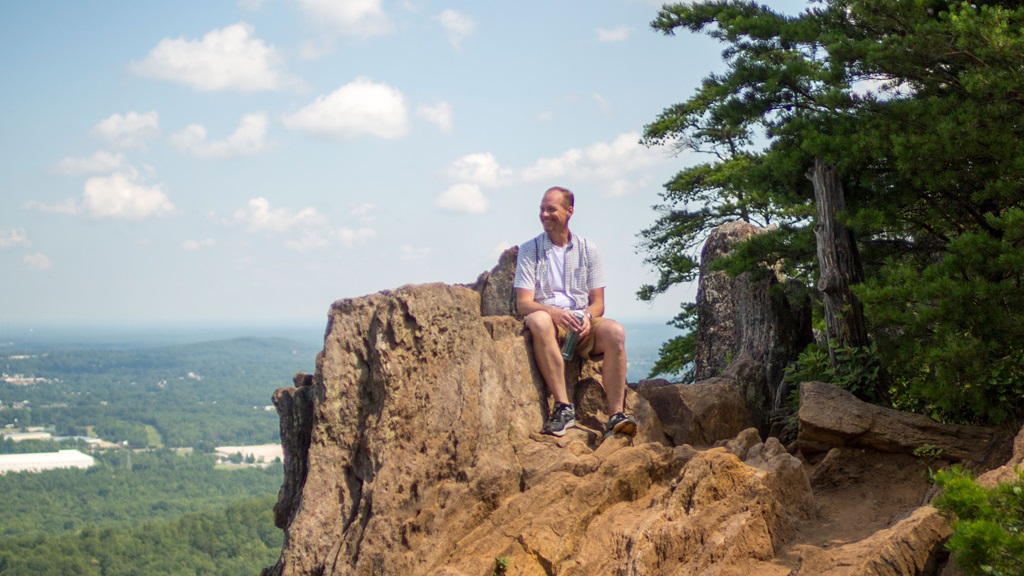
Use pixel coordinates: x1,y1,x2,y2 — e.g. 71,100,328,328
0,1,797,328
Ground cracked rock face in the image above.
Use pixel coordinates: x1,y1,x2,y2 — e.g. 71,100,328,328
262,283,816,576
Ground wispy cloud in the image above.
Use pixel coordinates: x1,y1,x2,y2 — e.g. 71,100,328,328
23,253,52,271
130,23,296,92
285,227,376,252
53,151,127,175
417,100,453,132
400,244,431,261
282,78,409,140
92,111,160,148
520,131,667,196
0,228,30,249
300,0,394,38
182,238,216,251
596,27,631,42
436,9,475,48
170,113,268,158
224,197,323,233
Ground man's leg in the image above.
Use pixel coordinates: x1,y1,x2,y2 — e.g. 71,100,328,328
523,311,569,404
590,318,628,415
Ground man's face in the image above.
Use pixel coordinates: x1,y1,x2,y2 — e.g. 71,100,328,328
540,190,573,233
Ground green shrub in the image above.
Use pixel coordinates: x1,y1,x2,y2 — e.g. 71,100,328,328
784,340,883,403
932,466,1024,576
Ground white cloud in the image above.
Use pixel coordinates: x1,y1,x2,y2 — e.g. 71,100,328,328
592,93,611,114
0,228,30,249
520,149,585,182
596,27,631,42
129,23,293,92
29,172,174,220
170,113,269,158
511,132,673,197
436,183,488,214
446,153,512,187
521,132,664,184
53,151,126,175
436,9,475,48
226,197,323,233
285,226,375,252
182,238,215,251
300,0,394,38
23,253,52,271
336,226,376,248
281,78,409,140
417,100,453,132
400,244,431,260
92,111,160,148
350,203,375,221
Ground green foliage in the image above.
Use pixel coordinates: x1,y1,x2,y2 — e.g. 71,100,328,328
858,211,1024,424
0,337,317,447
493,555,510,576
784,340,882,403
932,466,1024,576
0,450,282,538
0,497,281,576
647,303,697,381
641,0,1024,424
912,444,943,467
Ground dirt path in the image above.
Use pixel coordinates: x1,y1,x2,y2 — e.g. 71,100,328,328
774,448,945,571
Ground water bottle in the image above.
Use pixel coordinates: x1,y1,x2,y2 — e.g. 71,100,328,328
560,310,586,360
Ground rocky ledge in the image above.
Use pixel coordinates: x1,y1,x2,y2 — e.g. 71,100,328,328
261,224,1017,576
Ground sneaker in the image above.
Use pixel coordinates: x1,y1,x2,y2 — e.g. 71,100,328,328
604,412,638,439
542,402,576,436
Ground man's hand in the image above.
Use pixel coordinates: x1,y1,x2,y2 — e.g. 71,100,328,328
559,309,591,339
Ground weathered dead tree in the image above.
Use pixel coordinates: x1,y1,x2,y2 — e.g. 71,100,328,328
808,157,870,360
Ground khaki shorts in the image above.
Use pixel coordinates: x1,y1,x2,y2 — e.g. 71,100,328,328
556,315,606,360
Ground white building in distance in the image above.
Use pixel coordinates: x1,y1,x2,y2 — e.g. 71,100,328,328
0,449,96,474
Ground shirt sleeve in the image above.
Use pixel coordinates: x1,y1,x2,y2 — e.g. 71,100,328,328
585,240,606,290
513,239,536,290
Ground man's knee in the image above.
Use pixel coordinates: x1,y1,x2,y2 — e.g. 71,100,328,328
596,319,626,349
524,311,555,335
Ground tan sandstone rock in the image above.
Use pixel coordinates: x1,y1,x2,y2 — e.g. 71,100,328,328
262,283,817,576
797,381,1010,467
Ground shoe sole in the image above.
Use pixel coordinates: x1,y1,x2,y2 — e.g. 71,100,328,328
543,418,576,437
605,420,638,438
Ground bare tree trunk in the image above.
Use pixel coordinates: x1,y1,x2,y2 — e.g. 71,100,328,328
809,157,869,361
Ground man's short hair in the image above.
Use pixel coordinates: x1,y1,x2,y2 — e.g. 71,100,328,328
546,186,574,209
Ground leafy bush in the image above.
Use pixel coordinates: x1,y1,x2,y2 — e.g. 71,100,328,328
932,466,1024,576
784,340,883,403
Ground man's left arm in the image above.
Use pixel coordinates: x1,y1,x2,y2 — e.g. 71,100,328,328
578,288,605,339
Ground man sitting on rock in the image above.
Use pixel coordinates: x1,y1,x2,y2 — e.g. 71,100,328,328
513,186,637,439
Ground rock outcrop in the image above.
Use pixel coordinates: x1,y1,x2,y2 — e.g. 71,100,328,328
264,223,1021,576
693,221,813,433
263,282,818,576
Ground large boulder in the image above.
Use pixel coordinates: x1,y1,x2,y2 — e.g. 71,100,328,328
797,381,1011,467
694,221,813,432
637,377,751,447
262,283,817,576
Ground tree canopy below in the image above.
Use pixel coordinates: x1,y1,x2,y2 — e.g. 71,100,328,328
641,0,1024,424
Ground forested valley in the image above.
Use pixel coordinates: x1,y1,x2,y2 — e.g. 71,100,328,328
0,336,319,574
